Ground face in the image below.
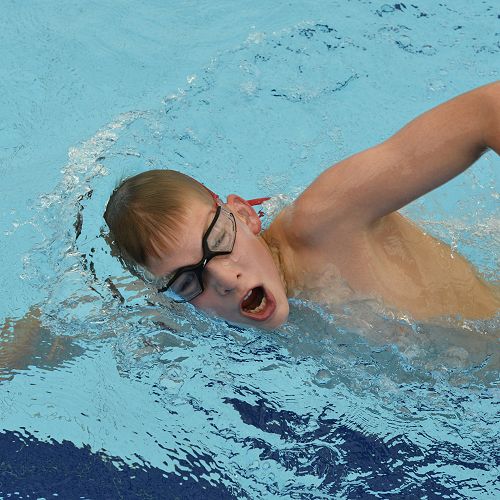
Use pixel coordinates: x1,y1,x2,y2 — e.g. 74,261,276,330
146,196,289,330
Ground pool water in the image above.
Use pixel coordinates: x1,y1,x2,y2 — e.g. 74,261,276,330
1,1,499,498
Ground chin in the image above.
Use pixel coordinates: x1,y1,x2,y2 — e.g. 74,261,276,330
202,293,289,330
247,301,289,330
265,305,289,329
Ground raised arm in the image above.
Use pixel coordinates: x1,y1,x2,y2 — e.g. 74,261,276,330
291,82,500,239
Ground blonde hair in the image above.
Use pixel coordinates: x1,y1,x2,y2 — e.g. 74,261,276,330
104,169,213,267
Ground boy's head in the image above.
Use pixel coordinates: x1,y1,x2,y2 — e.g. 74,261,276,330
104,169,289,329
104,169,213,267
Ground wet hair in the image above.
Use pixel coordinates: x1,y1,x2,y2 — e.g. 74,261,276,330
104,169,213,269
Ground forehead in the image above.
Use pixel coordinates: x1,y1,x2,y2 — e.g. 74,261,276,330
146,198,215,277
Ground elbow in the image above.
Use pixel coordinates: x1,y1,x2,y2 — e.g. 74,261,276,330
476,81,500,154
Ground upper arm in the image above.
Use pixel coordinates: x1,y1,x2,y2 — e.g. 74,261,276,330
291,82,500,240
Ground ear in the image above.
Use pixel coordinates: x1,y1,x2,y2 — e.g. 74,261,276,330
226,194,262,235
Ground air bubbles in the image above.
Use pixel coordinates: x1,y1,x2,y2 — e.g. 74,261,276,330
377,375,399,396
420,44,436,56
39,193,61,209
165,363,184,382
122,149,141,158
396,34,411,48
240,81,258,97
428,79,446,92
313,368,334,386
380,4,395,14
159,363,185,391
257,461,277,489
248,460,260,471
246,31,265,44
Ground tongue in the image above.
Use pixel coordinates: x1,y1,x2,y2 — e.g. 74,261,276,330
242,287,264,311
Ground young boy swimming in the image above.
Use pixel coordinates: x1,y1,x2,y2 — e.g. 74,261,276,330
104,82,500,330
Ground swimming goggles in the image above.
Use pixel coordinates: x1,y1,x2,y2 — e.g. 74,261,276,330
157,192,269,302
157,204,237,301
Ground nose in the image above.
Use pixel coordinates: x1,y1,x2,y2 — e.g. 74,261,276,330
205,257,241,295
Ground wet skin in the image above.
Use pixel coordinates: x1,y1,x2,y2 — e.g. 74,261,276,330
146,196,290,329
266,208,500,321
263,82,500,322
148,83,500,328
146,193,499,329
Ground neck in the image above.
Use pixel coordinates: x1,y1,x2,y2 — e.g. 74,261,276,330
260,231,293,296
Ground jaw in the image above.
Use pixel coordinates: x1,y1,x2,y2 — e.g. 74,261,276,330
260,226,291,295
201,287,289,330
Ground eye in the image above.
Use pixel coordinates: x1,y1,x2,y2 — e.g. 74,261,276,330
213,231,228,248
179,277,192,292
172,273,196,295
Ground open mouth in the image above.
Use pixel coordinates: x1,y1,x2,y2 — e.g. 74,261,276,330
240,286,276,321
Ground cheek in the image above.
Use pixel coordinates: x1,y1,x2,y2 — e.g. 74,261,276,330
191,293,229,317
191,294,213,311
250,240,277,274
236,231,266,264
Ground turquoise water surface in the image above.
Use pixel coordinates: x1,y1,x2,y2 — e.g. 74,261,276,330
1,1,499,498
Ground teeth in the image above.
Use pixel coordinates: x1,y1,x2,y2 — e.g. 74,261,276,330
243,290,252,301
248,296,267,314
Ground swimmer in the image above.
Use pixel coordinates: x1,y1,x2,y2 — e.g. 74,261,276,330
104,82,500,330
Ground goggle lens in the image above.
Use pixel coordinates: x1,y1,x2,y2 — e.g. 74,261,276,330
170,270,202,301
206,209,236,253
161,207,236,301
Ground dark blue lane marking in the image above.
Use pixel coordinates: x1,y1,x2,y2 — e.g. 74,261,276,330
0,430,240,500
224,396,497,497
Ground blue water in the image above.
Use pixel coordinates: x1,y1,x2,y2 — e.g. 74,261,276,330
1,1,499,498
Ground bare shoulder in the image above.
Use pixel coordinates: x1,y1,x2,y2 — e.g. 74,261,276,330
265,199,364,265
281,82,500,248
269,191,364,253
266,202,322,249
